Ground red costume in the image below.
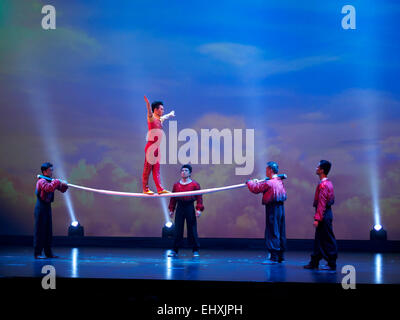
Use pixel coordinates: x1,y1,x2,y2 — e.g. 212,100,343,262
313,178,335,222
309,177,337,269
247,176,287,261
34,178,68,257
168,180,204,212
142,117,163,193
168,180,204,253
246,177,287,204
36,178,68,202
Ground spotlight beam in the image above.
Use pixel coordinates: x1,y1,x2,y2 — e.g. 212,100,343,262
28,87,77,223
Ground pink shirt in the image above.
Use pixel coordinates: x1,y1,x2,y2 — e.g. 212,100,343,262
247,177,287,205
313,178,335,221
168,180,204,212
36,178,68,203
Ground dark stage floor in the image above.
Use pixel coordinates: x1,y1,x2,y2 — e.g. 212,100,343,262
1,246,399,284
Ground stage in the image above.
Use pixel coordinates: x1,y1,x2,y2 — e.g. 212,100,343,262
1,245,399,315
1,246,399,284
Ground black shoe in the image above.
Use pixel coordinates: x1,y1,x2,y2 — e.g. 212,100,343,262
261,259,279,265
303,262,318,270
46,255,59,259
278,255,285,263
34,255,47,259
320,264,336,271
168,250,178,257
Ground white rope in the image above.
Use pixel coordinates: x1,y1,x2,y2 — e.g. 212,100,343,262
66,182,247,198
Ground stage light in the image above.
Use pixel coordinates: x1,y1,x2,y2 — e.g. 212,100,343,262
162,222,175,239
68,221,84,237
165,221,173,228
370,225,387,241
71,221,79,227
159,176,176,238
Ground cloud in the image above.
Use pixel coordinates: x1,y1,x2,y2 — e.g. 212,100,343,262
69,159,97,183
198,42,262,67
198,42,339,78
0,178,18,204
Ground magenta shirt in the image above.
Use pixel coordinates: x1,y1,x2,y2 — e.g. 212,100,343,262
35,178,68,203
313,179,335,221
247,177,287,205
168,180,204,212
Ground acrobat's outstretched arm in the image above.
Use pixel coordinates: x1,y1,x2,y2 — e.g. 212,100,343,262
144,95,153,120
160,110,175,123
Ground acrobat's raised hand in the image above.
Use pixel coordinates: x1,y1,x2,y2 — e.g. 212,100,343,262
161,110,175,123
144,95,152,118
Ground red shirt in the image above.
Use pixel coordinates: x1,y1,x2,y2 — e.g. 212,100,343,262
147,117,163,131
35,178,68,203
313,178,335,222
145,117,163,156
168,180,204,212
36,179,68,203
247,177,287,205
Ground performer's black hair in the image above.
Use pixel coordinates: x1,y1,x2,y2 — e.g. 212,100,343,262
41,162,53,173
319,160,331,175
266,161,279,174
151,101,164,112
181,164,192,173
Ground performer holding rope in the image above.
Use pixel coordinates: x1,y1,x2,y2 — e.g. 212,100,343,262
142,96,175,195
246,162,287,264
34,162,68,259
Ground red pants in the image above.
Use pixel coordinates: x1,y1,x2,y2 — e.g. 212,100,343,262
142,144,163,192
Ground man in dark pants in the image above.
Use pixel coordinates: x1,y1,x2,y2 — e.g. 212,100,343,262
34,162,68,259
304,160,338,271
168,164,204,257
247,162,287,264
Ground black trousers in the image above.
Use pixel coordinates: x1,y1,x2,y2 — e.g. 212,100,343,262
311,208,338,267
33,200,53,257
173,201,200,252
265,202,286,259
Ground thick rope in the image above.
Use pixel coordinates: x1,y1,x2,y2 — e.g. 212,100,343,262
67,182,247,198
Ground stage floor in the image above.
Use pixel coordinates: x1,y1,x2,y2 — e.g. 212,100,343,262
1,246,399,284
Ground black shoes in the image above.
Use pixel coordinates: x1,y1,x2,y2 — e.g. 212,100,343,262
262,253,284,264
34,252,59,259
34,255,47,259
304,261,336,271
319,264,336,271
303,262,318,270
